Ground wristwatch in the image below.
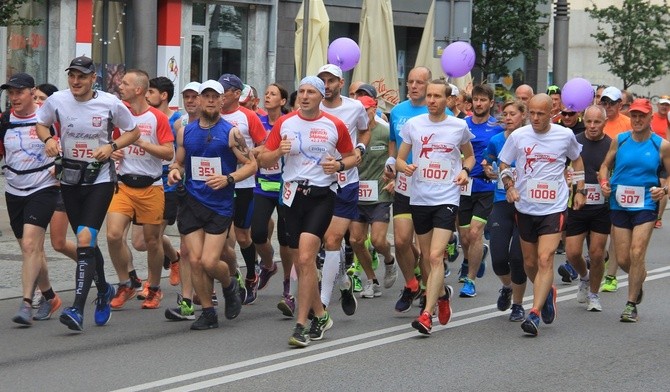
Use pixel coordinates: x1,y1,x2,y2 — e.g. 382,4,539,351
108,141,118,151
227,175,235,185
575,188,587,196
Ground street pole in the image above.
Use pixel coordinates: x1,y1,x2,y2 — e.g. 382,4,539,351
300,0,310,79
553,0,569,87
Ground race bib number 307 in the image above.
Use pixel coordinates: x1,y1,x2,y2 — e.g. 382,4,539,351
615,185,644,208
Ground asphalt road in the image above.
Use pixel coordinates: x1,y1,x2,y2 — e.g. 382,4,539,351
2,229,670,392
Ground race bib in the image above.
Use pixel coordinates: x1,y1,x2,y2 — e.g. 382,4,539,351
417,159,451,184
64,139,96,161
191,156,221,181
585,183,605,205
460,177,472,196
396,172,409,196
615,185,644,208
359,180,379,202
337,170,348,186
125,144,149,160
260,161,281,176
282,181,297,207
527,179,559,204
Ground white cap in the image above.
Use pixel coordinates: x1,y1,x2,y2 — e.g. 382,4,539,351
449,83,459,96
239,84,254,103
181,82,201,93
199,80,224,94
659,96,670,105
317,64,343,79
601,86,622,101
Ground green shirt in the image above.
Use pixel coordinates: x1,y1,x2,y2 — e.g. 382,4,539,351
358,120,393,205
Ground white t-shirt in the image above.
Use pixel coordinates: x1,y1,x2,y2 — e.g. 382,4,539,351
265,111,352,188
320,96,369,187
37,90,137,185
399,114,473,206
221,106,266,189
498,123,582,215
2,110,58,196
117,106,174,185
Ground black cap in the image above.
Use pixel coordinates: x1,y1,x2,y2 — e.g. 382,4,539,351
66,56,96,74
356,83,378,99
1,73,35,90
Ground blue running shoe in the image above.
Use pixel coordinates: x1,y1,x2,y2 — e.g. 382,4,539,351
477,244,489,278
459,278,477,298
557,262,578,283
60,307,84,331
94,284,115,326
521,310,540,336
541,285,557,324
509,304,525,322
497,286,513,311
395,286,416,313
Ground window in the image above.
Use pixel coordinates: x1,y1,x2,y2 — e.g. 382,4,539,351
5,1,48,84
92,0,128,95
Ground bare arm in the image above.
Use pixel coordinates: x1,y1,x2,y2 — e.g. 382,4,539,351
598,137,618,198
134,139,174,161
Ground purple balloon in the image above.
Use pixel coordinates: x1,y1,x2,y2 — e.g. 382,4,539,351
441,41,475,78
327,38,361,72
561,78,594,112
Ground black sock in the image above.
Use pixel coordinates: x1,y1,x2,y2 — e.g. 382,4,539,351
240,244,257,280
42,288,55,301
129,269,138,281
73,246,97,312
202,306,216,316
372,279,379,285
93,246,109,292
163,254,171,269
23,297,32,305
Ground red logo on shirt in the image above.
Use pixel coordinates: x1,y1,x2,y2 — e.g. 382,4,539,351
419,133,435,158
92,117,102,127
523,143,558,174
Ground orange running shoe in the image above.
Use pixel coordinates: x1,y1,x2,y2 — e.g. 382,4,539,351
136,282,150,300
142,287,163,309
111,285,137,309
169,260,181,286
437,285,453,325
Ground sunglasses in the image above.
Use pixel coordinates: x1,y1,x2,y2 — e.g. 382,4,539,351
599,100,620,107
561,111,577,116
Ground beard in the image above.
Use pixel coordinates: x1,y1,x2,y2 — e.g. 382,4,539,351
201,109,220,124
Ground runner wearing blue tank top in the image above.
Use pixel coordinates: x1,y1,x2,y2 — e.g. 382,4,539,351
599,98,670,323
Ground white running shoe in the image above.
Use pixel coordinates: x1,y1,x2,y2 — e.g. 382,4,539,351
587,293,602,312
577,279,589,304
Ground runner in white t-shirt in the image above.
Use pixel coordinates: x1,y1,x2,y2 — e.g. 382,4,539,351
498,93,586,337
36,56,140,332
397,79,475,335
317,64,370,317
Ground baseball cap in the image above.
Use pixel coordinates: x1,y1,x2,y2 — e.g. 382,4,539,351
239,84,254,103
299,76,326,97
65,56,96,74
218,74,243,91
1,73,35,89
659,95,670,105
357,96,377,109
355,83,377,99
546,85,561,95
600,86,622,102
317,64,343,79
628,98,652,114
199,80,224,95
449,83,460,96
182,81,201,93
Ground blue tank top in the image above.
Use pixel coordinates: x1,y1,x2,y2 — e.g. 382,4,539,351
610,131,662,211
183,119,237,216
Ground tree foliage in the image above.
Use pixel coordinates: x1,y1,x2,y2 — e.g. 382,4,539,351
0,0,42,27
471,0,549,79
586,0,670,90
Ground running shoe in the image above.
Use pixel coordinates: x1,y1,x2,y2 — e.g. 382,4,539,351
458,262,469,283
60,307,84,331
443,262,451,278
395,286,417,313
620,303,638,322
190,311,218,330
459,278,476,298
521,309,541,336
309,311,333,340
165,296,195,320
258,262,278,290
509,304,525,322
33,294,62,321
340,274,358,316
601,275,618,292
111,285,137,309
32,288,42,309
497,286,513,311
223,279,242,320
557,262,578,283
360,280,382,298
477,244,489,278
577,279,589,303
236,271,247,304
94,284,116,326
277,294,295,318
411,311,432,335
383,259,398,288
141,287,163,309
556,240,565,254
288,324,310,348
352,274,363,293
418,294,427,314
437,285,453,325
12,301,33,326
586,294,602,312
445,236,459,262
243,274,259,305
169,259,181,286
136,282,150,300
541,285,557,324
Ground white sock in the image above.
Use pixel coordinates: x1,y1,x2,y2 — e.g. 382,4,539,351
320,250,341,307
580,271,590,281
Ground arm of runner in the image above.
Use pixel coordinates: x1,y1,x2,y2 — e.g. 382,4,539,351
598,137,618,198
167,124,186,185
653,139,670,201
94,127,140,161
456,141,475,186
225,126,258,185
135,139,174,161
396,141,415,176
499,161,520,203
571,156,587,210
36,124,60,157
